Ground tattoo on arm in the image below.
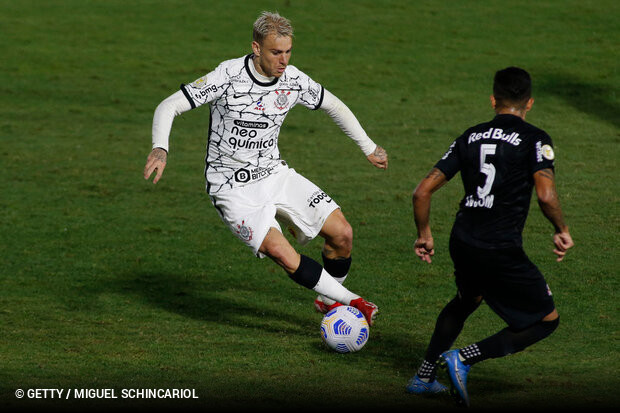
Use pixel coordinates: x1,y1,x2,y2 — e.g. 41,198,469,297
373,146,387,160
537,168,555,181
425,168,445,182
153,148,167,162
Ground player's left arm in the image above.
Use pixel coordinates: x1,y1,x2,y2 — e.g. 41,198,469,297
412,167,449,263
319,89,388,170
533,168,574,261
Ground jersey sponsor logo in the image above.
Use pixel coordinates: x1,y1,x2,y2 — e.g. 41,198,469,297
468,128,521,146
248,165,276,181
233,119,268,129
274,90,291,110
441,141,456,160
227,123,276,150
228,136,276,150
536,141,543,162
464,194,494,209
229,74,250,84
254,99,265,111
234,168,251,183
307,191,332,209
307,84,320,100
233,166,278,183
193,85,218,100
278,81,300,89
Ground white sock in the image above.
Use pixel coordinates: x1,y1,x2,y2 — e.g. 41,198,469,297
319,273,348,306
313,270,358,305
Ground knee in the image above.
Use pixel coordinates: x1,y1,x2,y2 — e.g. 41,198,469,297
329,222,353,254
447,293,482,318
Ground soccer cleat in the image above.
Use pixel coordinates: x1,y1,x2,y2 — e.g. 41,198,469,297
314,296,343,314
349,297,378,326
441,349,471,407
406,375,448,395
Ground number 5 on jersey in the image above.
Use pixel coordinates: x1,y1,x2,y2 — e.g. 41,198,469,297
477,144,496,198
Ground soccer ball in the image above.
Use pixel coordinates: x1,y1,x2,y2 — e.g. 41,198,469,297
320,305,369,353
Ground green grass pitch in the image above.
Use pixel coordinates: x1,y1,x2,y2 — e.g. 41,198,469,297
1,0,618,411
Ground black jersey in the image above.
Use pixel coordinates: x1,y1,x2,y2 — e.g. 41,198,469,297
435,114,555,249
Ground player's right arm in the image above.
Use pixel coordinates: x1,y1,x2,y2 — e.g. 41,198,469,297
533,168,574,261
412,167,449,263
144,66,226,184
144,91,193,184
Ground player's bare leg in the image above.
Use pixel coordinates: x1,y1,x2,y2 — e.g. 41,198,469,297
259,226,377,325
317,209,378,323
320,208,353,260
542,308,559,321
258,228,359,313
259,228,301,274
313,209,353,312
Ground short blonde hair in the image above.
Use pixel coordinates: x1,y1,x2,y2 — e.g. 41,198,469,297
253,11,293,44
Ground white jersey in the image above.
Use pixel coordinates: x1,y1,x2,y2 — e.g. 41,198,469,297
181,54,324,194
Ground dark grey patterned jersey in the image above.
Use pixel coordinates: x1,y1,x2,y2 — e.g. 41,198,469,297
180,54,324,194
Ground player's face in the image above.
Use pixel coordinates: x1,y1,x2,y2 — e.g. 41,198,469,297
252,33,292,78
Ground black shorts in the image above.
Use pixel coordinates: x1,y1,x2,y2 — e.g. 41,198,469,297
449,236,555,330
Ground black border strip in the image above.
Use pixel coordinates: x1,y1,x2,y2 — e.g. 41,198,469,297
244,54,279,87
179,84,196,109
313,86,325,110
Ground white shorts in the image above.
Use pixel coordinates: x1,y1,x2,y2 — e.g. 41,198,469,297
209,167,340,258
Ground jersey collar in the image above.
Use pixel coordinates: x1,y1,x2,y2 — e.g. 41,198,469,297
244,54,279,87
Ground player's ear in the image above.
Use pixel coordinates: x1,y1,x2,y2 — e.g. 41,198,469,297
490,95,497,109
525,98,534,112
252,41,261,57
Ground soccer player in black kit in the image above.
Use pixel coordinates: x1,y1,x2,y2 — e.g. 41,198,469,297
405,67,574,407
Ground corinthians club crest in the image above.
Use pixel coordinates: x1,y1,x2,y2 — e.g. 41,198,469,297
235,220,253,241
274,90,291,110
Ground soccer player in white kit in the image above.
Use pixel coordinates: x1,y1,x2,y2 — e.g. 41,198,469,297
143,12,388,325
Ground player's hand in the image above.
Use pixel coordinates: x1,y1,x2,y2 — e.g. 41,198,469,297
552,230,574,262
367,145,388,170
414,237,434,264
144,148,168,184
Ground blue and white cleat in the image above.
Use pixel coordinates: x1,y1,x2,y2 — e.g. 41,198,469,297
441,350,471,407
406,375,448,395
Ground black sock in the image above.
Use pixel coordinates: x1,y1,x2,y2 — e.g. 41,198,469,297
321,253,351,281
289,254,323,289
416,360,437,382
420,294,481,380
460,317,560,365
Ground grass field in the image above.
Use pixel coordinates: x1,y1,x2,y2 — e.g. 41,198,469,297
1,0,618,411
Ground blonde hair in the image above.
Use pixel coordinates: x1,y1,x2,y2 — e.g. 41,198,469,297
253,11,293,44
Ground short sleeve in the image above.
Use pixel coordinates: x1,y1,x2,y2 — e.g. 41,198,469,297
434,138,462,180
530,133,555,174
180,64,227,109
